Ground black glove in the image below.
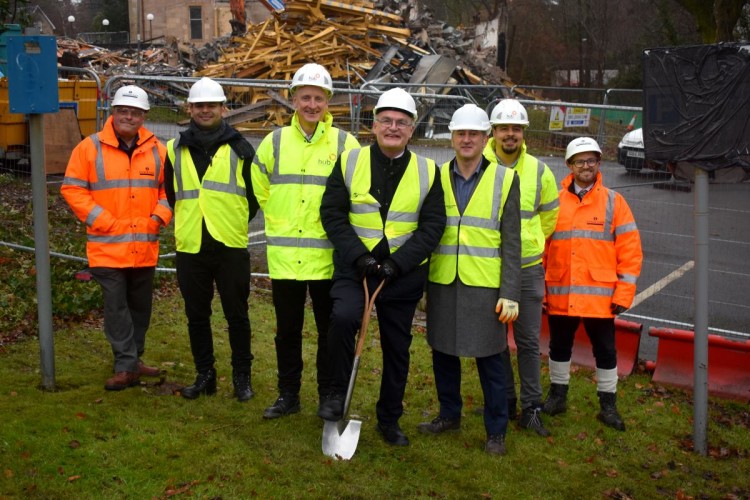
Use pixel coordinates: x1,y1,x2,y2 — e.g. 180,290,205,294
378,259,400,284
355,253,379,280
611,303,627,315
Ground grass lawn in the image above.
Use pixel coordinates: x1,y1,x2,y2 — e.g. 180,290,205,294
1,280,748,499
0,173,747,498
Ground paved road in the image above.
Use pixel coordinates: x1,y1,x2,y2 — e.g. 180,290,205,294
242,138,750,361
410,146,750,361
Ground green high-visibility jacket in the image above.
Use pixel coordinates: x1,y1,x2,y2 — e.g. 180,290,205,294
251,112,359,280
483,140,559,267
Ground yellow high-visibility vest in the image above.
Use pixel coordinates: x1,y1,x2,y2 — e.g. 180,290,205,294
168,139,249,253
341,146,435,257
429,161,515,288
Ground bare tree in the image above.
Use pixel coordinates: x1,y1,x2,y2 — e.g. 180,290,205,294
674,0,750,42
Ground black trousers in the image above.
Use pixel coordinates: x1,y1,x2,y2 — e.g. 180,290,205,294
90,266,155,373
547,315,617,369
271,279,333,396
176,243,253,374
328,276,421,425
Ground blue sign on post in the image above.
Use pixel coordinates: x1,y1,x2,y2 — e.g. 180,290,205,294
6,35,58,114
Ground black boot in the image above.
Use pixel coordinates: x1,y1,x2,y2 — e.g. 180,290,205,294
233,372,255,402
182,368,217,399
597,391,625,431
542,383,568,415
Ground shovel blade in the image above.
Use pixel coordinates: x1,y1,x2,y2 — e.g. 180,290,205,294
322,418,362,460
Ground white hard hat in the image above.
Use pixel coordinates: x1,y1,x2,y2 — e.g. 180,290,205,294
187,77,226,103
290,63,333,96
374,87,418,121
448,104,490,132
489,99,529,127
111,85,150,111
565,137,602,161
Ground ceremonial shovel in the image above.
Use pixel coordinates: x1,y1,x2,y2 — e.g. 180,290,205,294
321,279,385,460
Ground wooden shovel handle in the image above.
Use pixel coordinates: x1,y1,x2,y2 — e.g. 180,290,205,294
353,279,385,358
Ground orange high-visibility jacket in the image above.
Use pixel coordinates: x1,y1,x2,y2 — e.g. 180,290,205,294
544,172,642,318
61,116,172,268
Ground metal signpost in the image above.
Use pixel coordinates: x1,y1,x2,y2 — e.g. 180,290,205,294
6,33,59,390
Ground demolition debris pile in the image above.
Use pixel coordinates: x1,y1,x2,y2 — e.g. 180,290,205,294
58,0,517,131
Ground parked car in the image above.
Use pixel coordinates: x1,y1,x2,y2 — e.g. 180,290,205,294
617,128,668,174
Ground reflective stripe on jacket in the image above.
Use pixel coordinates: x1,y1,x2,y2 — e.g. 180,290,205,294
168,139,249,253
61,116,171,268
484,140,559,267
544,172,642,318
251,112,360,279
429,161,515,288
341,146,435,256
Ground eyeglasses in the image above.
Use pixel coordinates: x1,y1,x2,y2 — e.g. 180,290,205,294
375,117,413,129
114,107,146,118
571,158,599,168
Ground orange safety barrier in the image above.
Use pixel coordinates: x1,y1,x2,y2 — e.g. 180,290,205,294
508,313,642,377
648,327,750,401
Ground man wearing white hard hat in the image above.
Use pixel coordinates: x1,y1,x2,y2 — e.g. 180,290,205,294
251,63,360,420
164,77,260,403
542,137,642,431
319,87,446,446
484,99,559,437
418,104,521,455
62,85,173,390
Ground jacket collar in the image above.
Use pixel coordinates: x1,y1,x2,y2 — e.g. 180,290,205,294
371,141,411,170
486,138,527,170
291,111,333,143
562,171,603,195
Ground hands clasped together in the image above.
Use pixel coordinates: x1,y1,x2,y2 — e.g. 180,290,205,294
355,253,400,284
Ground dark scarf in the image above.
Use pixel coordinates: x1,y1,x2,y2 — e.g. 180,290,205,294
187,119,228,151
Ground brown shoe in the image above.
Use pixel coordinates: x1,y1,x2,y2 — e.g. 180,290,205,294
105,371,140,391
137,360,161,377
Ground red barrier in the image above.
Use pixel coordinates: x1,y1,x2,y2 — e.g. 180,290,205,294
508,313,642,377
648,327,750,401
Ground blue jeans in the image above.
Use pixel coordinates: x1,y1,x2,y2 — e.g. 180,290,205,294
432,349,509,436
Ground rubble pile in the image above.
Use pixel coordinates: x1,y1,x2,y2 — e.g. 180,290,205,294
57,0,521,131
57,37,193,77
200,0,513,85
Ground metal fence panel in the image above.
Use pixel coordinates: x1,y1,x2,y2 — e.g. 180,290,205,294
1,75,748,357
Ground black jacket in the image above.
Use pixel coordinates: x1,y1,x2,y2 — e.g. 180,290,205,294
320,142,446,297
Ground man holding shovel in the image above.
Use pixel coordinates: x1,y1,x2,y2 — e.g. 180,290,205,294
320,88,446,447
418,104,522,455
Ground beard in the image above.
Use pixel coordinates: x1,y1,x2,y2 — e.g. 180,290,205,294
501,143,519,155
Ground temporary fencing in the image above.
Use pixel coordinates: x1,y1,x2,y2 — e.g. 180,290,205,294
648,327,750,401
2,74,749,401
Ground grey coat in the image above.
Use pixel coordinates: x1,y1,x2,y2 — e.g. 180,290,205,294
426,161,522,358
